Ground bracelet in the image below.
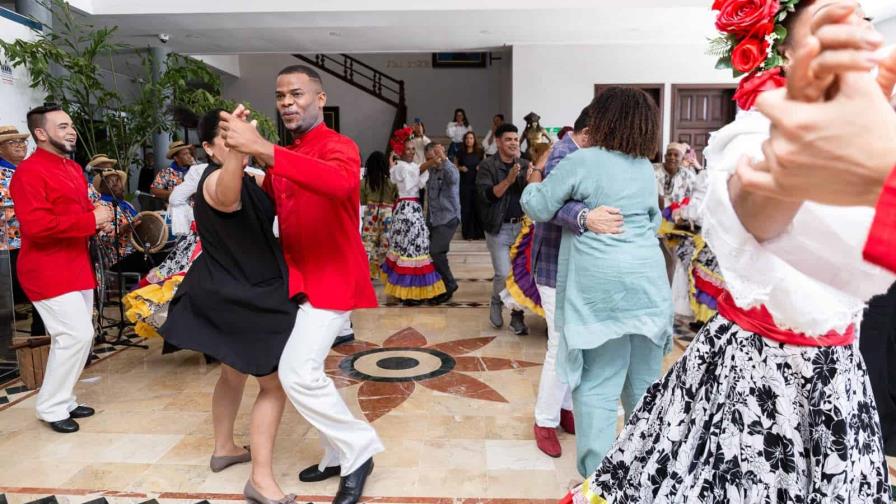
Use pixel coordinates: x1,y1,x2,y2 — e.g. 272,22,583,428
577,208,588,233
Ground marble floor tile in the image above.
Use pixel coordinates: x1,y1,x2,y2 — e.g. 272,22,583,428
61,462,153,489
485,440,558,471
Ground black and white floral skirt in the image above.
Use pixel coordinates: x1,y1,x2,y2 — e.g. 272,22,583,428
569,315,891,504
380,200,445,300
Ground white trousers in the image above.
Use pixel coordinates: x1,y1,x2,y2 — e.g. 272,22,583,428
339,316,353,337
33,290,94,422
534,285,573,427
278,303,383,475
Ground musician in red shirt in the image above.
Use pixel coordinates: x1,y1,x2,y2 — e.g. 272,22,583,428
10,104,113,434
219,66,380,504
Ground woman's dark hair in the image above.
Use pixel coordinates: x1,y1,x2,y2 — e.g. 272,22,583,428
364,151,389,193
453,108,469,127
462,131,483,157
587,87,658,159
198,108,227,146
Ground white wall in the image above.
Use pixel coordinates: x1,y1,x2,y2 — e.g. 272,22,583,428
223,51,511,161
512,43,735,148
0,11,44,153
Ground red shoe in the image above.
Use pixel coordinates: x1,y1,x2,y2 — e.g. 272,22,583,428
560,409,576,435
534,424,562,458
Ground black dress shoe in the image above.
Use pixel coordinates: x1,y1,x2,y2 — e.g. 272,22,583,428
298,463,341,483
332,333,355,348
47,418,79,433
333,458,373,504
69,405,95,419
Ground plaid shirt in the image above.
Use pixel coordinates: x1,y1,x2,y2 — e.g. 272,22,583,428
532,134,588,288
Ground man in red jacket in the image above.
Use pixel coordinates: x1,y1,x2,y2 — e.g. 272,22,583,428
219,66,380,504
10,104,113,433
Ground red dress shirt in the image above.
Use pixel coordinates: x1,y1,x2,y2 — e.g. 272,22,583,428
10,147,97,301
864,166,896,273
264,123,378,310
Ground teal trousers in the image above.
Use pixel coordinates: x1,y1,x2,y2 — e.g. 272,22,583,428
571,334,664,477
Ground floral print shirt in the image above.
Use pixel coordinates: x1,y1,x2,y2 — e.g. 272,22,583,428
0,157,20,250
151,161,189,192
89,186,138,261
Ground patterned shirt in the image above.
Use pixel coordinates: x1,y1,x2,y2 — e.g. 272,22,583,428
654,164,698,209
151,161,189,192
0,157,20,250
90,186,138,260
531,134,588,288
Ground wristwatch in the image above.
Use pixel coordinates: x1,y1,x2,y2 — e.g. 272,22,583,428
577,208,588,234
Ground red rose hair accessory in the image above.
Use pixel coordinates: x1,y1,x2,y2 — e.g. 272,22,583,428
709,0,801,109
733,67,787,110
389,127,415,157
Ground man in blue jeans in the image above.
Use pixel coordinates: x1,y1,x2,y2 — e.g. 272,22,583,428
475,123,530,335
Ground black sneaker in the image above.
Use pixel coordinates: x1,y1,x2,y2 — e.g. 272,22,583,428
509,310,528,335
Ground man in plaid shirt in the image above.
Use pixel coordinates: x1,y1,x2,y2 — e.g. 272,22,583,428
530,104,624,458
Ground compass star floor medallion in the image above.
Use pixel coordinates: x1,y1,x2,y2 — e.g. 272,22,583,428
325,327,541,422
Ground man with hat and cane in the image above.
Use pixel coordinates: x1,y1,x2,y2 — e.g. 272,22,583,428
0,124,45,335
10,104,114,433
151,140,195,203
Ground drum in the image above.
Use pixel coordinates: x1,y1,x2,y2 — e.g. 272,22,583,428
131,211,170,253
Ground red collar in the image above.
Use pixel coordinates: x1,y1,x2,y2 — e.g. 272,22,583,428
30,146,72,164
289,121,328,148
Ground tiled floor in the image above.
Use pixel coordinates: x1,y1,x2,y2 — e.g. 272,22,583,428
0,240,891,503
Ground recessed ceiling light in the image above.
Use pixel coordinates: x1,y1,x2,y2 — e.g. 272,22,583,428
329,31,341,37
480,30,491,35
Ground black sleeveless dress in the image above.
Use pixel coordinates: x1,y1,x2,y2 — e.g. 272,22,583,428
161,164,296,376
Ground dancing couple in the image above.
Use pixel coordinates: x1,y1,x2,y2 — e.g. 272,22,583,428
161,65,381,504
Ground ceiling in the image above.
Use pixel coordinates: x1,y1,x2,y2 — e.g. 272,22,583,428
36,0,896,56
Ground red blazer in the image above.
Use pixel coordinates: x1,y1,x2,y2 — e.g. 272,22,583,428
10,147,97,301
865,166,896,273
264,123,378,311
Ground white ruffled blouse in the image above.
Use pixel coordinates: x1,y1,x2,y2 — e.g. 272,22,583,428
701,109,895,337
390,160,429,198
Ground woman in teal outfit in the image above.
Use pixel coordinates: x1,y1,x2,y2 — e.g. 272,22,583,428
520,87,673,477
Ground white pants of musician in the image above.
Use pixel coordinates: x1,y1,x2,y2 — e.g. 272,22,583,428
534,285,573,428
32,290,94,422
278,302,383,476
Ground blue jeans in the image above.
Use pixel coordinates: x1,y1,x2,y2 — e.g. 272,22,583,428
485,221,522,305
572,334,664,477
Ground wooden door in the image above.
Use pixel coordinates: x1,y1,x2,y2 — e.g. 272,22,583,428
671,85,736,166
595,84,664,163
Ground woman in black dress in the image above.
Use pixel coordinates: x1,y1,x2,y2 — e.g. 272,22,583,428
161,109,297,504
456,131,484,240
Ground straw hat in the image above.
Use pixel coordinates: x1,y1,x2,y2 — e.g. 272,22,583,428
0,125,29,143
86,153,117,169
92,169,128,193
166,140,193,160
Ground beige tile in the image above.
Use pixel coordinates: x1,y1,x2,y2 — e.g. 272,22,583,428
131,463,211,492
485,415,536,440
156,434,216,466
414,467,488,497
61,462,152,489
419,439,486,469
0,458,84,487
486,440,557,471
423,415,487,440
485,469,566,499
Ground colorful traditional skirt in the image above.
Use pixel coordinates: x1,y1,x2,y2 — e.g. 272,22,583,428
380,199,446,300
566,315,891,504
123,231,202,338
503,216,544,317
659,220,723,324
362,202,394,279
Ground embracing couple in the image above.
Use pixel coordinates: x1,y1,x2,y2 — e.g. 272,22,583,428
160,65,380,504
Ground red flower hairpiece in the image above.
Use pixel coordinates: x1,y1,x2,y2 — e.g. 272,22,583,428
709,0,801,109
389,127,415,157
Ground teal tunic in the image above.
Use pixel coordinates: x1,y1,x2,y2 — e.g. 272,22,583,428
521,147,673,387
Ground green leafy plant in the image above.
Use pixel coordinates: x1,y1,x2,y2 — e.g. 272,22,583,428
0,0,277,169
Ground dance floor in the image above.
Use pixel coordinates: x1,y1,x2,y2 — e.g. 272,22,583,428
1,239,894,503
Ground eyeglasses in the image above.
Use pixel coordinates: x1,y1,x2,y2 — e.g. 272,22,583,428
0,139,26,147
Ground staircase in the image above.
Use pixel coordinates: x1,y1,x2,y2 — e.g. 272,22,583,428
293,53,407,148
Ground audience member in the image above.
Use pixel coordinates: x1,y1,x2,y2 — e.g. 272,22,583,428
456,131,485,240
476,123,529,335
